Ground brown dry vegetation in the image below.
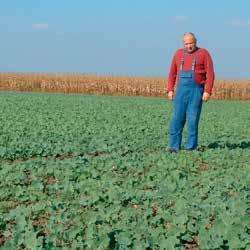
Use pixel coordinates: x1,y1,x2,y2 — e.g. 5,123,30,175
0,72,249,100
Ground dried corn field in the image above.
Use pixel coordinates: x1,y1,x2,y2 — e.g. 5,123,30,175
0,73,249,100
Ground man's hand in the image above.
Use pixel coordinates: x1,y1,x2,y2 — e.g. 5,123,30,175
202,92,210,102
168,91,174,100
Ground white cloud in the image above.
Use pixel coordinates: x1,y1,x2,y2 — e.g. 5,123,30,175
172,15,189,23
228,19,250,28
32,23,49,30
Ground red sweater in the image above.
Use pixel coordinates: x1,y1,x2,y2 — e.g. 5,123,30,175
167,47,215,94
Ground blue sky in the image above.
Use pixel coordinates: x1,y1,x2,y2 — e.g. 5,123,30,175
0,0,250,79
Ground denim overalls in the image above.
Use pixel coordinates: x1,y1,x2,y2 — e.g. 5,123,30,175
170,50,204,150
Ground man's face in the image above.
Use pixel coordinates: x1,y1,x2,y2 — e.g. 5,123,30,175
183,35,196,53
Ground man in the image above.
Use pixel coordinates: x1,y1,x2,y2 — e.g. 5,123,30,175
167,32,215,152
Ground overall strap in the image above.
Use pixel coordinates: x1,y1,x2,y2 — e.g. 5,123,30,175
179,50,187,71
180,49,197,71
191,58,196,71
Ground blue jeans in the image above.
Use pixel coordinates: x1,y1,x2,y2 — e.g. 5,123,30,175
170,70,204,150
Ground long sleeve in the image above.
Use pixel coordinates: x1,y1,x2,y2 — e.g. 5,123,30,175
203,49,215,94
167,52,178,92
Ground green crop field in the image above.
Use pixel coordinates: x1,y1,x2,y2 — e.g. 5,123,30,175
0,92,249,249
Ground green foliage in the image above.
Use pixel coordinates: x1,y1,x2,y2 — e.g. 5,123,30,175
0,92,249,249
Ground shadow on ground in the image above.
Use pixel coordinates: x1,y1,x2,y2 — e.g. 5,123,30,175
207,141,250,150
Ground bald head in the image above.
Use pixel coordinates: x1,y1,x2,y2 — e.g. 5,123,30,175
183,32,197,53
183,32,197,41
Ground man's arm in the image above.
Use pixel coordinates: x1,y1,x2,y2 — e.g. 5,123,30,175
203,49,215,96
167,52,178,100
